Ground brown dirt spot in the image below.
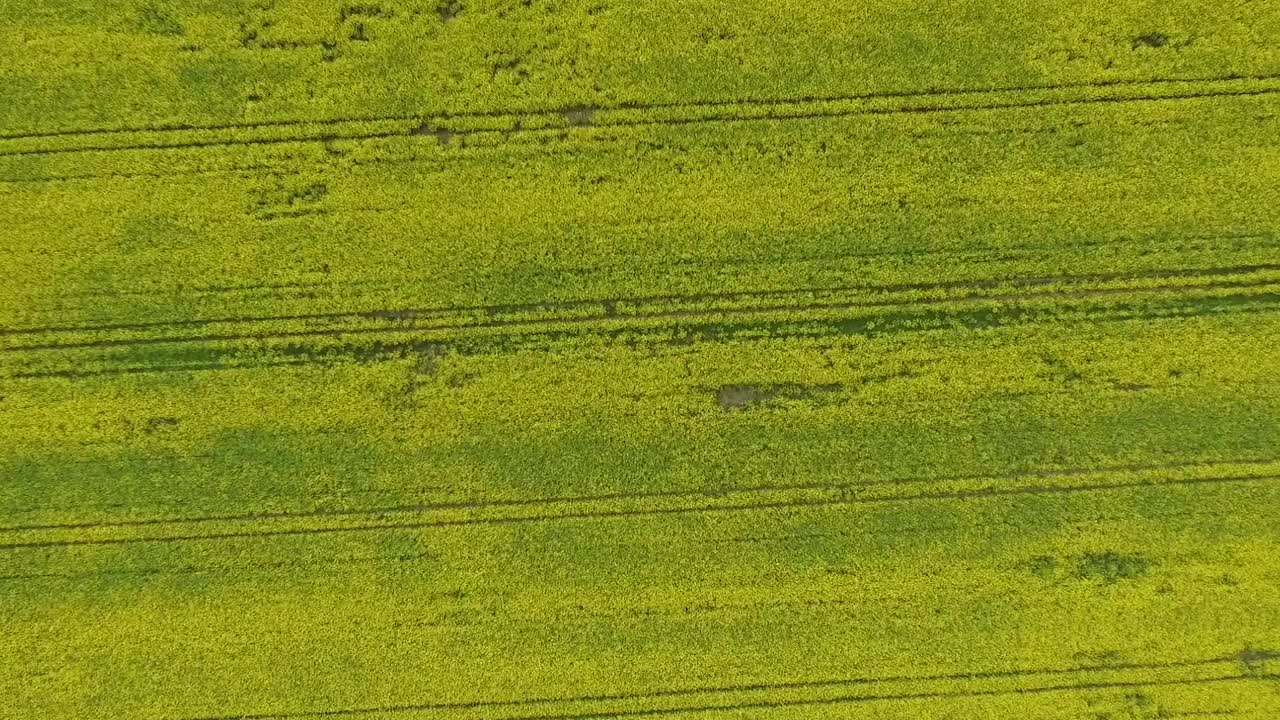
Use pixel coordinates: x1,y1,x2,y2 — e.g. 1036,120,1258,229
1132,33,1168,49
144,417,181,434
715,383,842,410
562,105,597,127
413,123,453,145
716,385,770,409
437,0,463,21
1075,552,1150,583
1238,648,1280,675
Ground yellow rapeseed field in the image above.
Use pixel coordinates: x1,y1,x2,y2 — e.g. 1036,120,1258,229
2,0,1279,717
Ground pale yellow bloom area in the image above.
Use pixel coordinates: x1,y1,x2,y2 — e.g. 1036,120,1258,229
1,0,1279,717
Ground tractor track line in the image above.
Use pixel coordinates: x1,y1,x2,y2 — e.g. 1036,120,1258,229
0,550,437,583
4,261,1276,343
2,456,1267,533
6,358,313,380
0,162,289,186
170,652,1267,720
465,675,1266,720
591,86,1280,135
4,273,1276,355
1,72,1276,142
0,507,1247,584
3,77,1278,160
1,473,1274,552
8,300,1278,381
7,226,1269,322
0,128,409,159
7,294,1278,381
0,110,1260,186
